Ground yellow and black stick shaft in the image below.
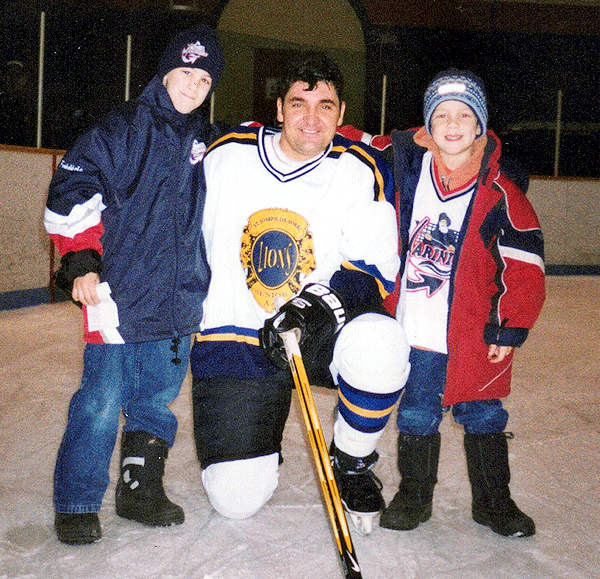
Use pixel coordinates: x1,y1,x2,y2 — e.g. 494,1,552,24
280,331,363,579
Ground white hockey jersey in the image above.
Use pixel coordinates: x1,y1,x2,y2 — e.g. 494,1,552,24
190,125,399,379
397,151,475,353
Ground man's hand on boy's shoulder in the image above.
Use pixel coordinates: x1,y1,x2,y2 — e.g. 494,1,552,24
337,125,392,151
72,272,101,306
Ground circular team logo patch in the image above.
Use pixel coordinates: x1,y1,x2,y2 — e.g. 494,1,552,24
241,208,315,312
181,41,208,64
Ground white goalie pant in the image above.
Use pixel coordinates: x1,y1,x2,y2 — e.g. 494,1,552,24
331,313,411,458
202,452,280,519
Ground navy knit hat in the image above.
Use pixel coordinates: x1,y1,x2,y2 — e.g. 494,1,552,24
423,69,487,136
158,25,224,89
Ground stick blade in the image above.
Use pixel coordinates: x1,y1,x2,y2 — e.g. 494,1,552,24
341,548,363,579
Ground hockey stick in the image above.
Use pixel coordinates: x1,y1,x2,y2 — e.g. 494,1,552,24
280,330,363,579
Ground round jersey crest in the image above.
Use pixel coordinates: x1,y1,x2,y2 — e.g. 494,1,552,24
240,208,315,312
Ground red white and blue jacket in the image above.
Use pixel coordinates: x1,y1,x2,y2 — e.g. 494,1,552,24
44,76,218,343
340,126,545,405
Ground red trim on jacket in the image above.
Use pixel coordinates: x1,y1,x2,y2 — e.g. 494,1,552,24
441,134,545,405
49,221,105,256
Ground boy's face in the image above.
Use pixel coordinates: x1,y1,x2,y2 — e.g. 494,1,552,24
430,100,482,169
276,80,346,162
162,67,212,114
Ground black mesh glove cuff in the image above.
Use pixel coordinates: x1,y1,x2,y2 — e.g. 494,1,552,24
259,283,347,370
483,323,529,348
53,249,103,294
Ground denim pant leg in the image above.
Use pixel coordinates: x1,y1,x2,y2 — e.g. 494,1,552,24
396,349,447,436
121,335,191,447
452,399,509,434
54,344,127,513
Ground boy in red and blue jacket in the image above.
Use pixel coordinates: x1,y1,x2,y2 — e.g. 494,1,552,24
341,69,545,537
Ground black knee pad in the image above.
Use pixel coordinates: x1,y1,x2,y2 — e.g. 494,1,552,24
192,373,293,469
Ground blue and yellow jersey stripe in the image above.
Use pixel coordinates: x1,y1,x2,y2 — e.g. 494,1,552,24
341,260,395,298
206,125,260,156
195,325,260,346
330,134,395,204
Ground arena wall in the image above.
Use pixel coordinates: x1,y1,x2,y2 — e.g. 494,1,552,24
0,146,598,310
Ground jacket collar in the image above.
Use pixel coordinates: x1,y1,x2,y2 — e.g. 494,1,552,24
413,126,488,193
138,75,194,126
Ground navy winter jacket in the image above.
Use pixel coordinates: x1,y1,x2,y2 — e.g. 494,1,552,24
45,76,218,343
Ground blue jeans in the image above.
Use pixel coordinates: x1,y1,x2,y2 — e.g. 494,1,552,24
53,336,191,513
396,348,508,436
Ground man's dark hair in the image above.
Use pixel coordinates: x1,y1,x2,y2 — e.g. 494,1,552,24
277,52,344,103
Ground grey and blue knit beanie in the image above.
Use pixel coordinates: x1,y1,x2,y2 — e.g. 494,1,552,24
423,69,487,136
158,25,224,90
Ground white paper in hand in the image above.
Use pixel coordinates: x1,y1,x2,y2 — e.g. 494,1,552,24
86,282,121,332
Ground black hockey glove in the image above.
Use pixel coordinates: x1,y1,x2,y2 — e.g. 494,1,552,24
259,283,347,370
53,249,102,300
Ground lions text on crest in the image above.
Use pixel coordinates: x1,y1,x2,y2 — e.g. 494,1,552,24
241,209,315,312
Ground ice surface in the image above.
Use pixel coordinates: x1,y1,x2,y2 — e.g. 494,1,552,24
1,276,599,578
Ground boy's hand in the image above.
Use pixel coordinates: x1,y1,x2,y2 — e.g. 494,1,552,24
487,344,513,363
72,272,101,305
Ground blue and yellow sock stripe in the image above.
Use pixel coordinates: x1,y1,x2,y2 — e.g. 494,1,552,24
337,376,402,434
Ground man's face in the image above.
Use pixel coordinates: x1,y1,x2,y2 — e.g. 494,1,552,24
276,80,346,162
162,67,212,114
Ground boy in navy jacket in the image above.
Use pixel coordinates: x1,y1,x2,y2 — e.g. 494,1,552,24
44,25,224,544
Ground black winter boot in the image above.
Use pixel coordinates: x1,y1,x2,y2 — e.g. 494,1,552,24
380,433,441,531
115,431,184,526
464,432,535,537
55,512,102,544
330,443,384,535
